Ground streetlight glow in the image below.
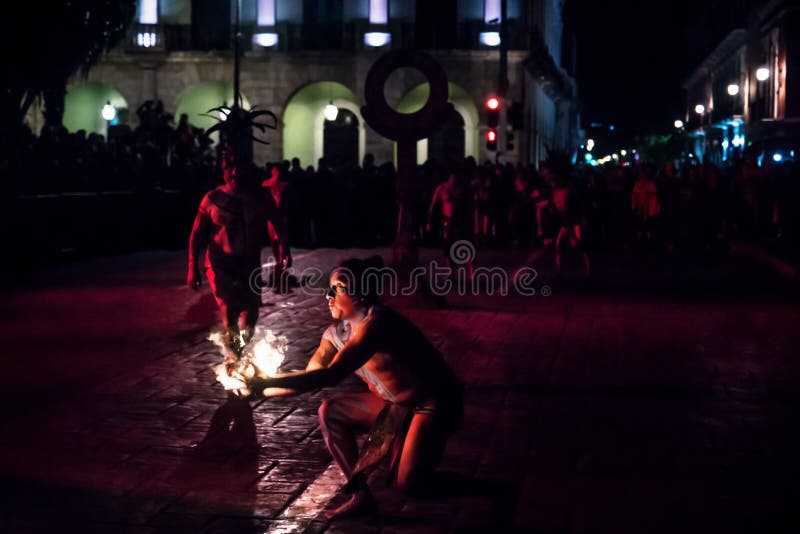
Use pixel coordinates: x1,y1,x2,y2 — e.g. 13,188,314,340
694,104,705,114
479,32,501,47
324,102,339,121
364,32,391,47
101,101,116,121
756,67,770,81
727,83,739,96
586,138,595,151
674,119,684,128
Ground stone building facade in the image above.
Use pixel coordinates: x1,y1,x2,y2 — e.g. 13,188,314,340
29,0,579,168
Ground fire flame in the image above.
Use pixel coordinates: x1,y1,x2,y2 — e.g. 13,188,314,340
210,328,287,396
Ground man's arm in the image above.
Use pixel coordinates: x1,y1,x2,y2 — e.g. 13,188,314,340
251,317,380,395
187,196,212,288
259,338,338,397
426,185,442,229
263,192,292,267
306,338,338,371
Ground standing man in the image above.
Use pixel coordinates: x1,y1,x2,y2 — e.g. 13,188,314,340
427,171,474,278
188,149,290,365
262,163,292,292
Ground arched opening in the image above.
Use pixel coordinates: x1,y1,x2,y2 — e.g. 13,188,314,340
174,81,250,143
323,108,360,170
283,81,364,168
394,82,479,164
63,82,128,137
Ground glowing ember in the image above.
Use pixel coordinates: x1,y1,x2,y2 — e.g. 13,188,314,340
210,328,287,396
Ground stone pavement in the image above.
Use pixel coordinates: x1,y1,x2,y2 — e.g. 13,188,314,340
0,246,799,533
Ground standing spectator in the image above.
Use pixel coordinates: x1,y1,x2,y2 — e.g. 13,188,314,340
632,166,661,244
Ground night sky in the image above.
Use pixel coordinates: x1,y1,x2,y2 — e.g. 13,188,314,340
565,0,693,141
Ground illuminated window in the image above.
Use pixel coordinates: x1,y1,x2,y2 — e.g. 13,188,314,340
484,0,501,23
257,0,276,26
139,0,158,24
369,0,388,24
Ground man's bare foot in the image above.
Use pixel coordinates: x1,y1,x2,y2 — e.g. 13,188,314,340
325,488,378,521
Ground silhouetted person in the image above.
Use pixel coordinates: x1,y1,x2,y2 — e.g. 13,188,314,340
187,151,290,365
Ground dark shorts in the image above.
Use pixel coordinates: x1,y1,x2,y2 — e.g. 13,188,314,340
206,266,262,311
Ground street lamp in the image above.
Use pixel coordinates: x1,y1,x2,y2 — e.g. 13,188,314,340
586,138,595,151
324,101,338,121
727,83,739,96
101,100,116,122
756,67,770,81
674,119,684,128
694,104,705,114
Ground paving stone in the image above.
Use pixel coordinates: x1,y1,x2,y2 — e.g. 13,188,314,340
2,247,800,532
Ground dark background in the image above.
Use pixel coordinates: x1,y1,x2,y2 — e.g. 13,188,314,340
565,0,693,143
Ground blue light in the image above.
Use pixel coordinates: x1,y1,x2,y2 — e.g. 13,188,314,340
773,152,783,162
609,125,615,131
584,153,592,162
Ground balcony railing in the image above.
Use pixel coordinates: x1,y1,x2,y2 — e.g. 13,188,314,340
128,24,165,52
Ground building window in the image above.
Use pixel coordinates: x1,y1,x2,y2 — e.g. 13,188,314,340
484,0,501,23
257,0,276,26
139,0,158,24
369,0,389,24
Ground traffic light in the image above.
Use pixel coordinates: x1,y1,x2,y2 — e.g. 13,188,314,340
486,129,497,151
506,126,514,151
486,96,500,128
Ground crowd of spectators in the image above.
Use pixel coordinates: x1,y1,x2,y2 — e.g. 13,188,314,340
6,100,218,195
4,102,799,265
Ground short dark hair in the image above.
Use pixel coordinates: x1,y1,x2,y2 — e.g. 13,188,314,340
333,255,385,304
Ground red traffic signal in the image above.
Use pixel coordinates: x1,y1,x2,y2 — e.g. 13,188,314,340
486,97,500,128
486,129,497,151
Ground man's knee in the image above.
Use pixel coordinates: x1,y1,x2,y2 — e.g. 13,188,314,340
318,399,331,425
318,398,341,428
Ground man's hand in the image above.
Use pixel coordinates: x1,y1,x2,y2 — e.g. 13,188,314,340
245,375,295,398
187,266,202,289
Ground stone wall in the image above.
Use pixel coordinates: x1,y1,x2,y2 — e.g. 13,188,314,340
60,49,528,166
